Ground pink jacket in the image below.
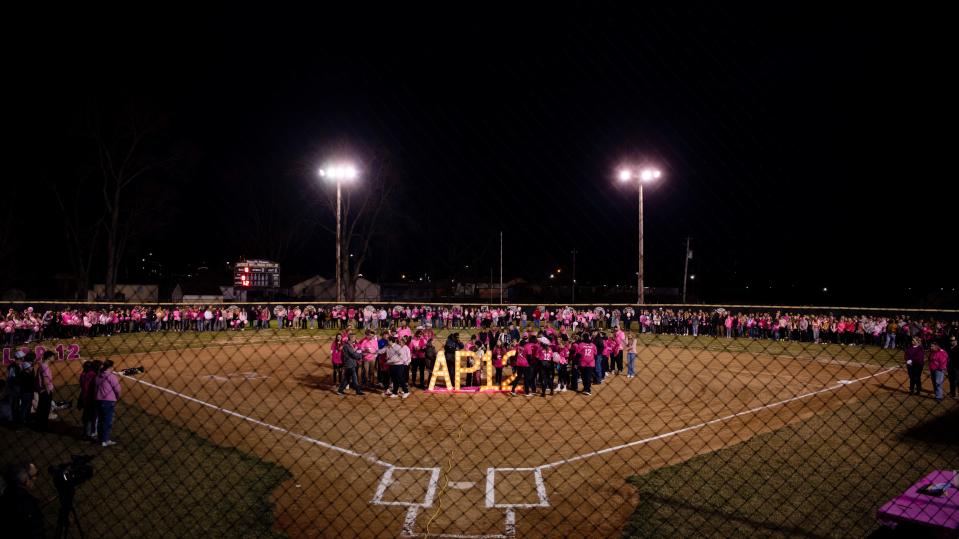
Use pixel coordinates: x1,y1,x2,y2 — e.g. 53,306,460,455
928,349,948,371
96,371,121,402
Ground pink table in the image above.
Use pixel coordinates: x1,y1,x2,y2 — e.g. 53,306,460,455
877,470,959,538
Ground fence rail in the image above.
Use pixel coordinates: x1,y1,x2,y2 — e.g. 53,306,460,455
1,302,957,537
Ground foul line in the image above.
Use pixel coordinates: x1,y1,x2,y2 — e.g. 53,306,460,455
537,367,898,470
118,374,392,468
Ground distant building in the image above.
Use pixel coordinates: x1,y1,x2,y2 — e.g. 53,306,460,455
88,284,159,303
171,283,227,303
290,275,381,301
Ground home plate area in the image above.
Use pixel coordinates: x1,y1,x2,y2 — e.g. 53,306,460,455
371,466,550,538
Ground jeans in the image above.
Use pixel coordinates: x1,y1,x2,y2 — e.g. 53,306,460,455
18,392,34,424
35,392,52,430
511,366,531,394
627,353,636,376
410,358,426,387
907,364,923,394
931,370,945,401
337,366,361,394
389,364,409,395
594,355,605,384
580,366,593,393
540,362,555,395
98,400,116,443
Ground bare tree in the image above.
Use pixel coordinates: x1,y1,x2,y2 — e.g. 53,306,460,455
53,180,102,300
244,179,315,263
91,107,171,299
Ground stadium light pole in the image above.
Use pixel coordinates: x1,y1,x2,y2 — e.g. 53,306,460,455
319,163,359,302
618,166,662,305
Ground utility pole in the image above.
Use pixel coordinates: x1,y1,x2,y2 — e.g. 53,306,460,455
571,248,578,303
682,237,691,304
499,231,503,305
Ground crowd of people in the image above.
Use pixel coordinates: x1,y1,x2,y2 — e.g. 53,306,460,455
3,303,958,352
1,351,121,447
328,322,638,397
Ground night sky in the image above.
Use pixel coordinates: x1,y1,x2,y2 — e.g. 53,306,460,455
6,5,955,305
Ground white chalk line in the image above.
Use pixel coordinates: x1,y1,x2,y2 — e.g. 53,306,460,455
122,367,896,538
119,374,393,468
537,367,897,470
485,468,550,508
371,466,441,507
400,505,512,539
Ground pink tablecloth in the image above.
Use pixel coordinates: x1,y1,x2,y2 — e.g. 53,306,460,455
877,470,959,535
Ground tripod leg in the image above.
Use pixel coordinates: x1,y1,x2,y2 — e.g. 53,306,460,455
71,506,86,539
55,504,69,539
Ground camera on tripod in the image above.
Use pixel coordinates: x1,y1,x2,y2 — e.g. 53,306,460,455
49,455,94,538
118,366,145,376
49,455,94,491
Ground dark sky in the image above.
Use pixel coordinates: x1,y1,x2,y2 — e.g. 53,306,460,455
7,5,955,305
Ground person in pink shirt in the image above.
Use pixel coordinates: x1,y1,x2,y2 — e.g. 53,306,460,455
554,336,570,392
330,334,343,385
96,360,121,447
577,335,597,395
928,342,948,402
358,331,380,387
491,343,506,386
612,329,625,375
33,351,56,431
509,339,532,396
409,329,427,388
538,341,555,397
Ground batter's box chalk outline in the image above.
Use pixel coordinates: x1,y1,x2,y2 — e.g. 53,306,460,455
371,466,442,507
485,467,550,508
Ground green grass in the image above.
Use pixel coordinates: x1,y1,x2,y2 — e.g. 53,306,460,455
0,383,290,539
622,390,959,538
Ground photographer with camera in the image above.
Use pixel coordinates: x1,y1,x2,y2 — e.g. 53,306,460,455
0,462,44,538
95,360,121,447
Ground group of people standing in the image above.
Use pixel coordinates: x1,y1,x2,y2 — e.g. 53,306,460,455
902,335,958,403
0,352,120,447
327,322,637,398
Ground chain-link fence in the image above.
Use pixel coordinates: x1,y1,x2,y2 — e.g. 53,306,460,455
1,302,957,538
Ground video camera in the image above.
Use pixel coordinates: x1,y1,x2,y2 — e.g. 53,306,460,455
118,366,145,376
49,455,95,491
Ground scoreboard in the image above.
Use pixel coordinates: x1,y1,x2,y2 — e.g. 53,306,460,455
234,260,280,289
